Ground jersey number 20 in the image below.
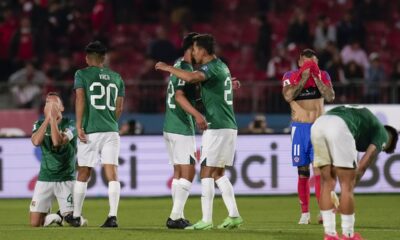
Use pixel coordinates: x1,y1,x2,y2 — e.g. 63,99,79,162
89,82,118,110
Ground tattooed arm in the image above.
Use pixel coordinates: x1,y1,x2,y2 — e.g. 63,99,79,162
282,69,311,102
312,74,335,102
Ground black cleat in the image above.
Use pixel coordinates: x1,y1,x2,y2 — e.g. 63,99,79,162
64,214,81,227
166,218,191,229
101,216,118,228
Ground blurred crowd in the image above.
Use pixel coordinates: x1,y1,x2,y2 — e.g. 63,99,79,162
1,0,400,113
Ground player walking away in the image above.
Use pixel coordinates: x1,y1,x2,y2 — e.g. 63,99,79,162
311,105,398,240
67,41,125,227
282,49,335,224
156,34,243,230
30,92,80,227
163,32,208,229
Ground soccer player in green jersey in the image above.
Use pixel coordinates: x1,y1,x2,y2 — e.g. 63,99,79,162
156,34,243,230
69,41,125,228
311,105,398,240
163,32,208,229
30,92,78,227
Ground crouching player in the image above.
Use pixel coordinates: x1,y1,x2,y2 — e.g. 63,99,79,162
30,92,85,227
311,105,398,239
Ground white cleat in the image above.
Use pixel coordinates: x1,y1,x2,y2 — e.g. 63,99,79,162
330,191,340,209
44,213,62,227
298,212,311,224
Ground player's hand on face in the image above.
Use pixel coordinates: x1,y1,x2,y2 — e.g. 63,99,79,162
78,128,87,143
195,114,208,131
301,68,310,80
155,62,169,71
50,102,60,120
44,102,53,120
232,77,241,90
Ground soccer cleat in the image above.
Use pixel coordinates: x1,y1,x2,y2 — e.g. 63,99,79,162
166,218,191,229
331,191,340,209
217,216,243,229
185,220,213,230
298,212,311,224
101,216,118,228
324,234,340,240
64,215,88,227
43,212,62,227
341,233,364,240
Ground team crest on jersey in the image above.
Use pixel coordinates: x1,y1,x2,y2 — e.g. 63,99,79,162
201,65,208,72
283,79,291,87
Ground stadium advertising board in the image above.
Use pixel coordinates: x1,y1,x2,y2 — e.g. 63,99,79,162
0,135,399,198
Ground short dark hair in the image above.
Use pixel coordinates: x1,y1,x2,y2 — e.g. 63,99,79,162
47,92,63,103
193,34,215,55
85,41,107,55
182,32,199,52
300,48,317,58
384,125,398,153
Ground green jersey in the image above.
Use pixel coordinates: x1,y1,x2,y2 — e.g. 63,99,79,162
326,105,388,152
198,58,237,129
32,118,77,182
163,58,196,135
74,66,125,133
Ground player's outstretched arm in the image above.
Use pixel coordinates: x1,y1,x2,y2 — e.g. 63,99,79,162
282,69,310,102
312,74,335,102
75,88,87,143
356,144,379,183
31,104,52,146
115,96,124,120
175,90,207,130
155,62,206,83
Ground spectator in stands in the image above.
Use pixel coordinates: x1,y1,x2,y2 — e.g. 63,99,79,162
390,60,400,82
344,60,364,80
47,52,76,112
0,6,18,80
336,10,365,49
364,52,386,103
340,40,369,73
255,14,272,70
286,8,310,47
313,14,336,51
9,16,41,69
137,57,165,112
8,61,46,109
147,26,178,63
47,0,69,51
91,0,114,38
246,114,274,134
353,0,387,21
266,44,295,80
67,7,92,52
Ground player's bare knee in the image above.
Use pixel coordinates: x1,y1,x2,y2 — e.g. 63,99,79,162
297,166,310,178
30,219,41,227
103,165,118,181
77,167,91,182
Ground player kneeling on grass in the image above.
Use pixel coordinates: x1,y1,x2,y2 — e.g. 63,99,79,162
311,105,398,240
30,92,86,227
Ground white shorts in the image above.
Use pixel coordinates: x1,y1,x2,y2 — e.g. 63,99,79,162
311,115,358,168
30,181,74,214
163,132,196,165
77,132,120,167
200,129,237,168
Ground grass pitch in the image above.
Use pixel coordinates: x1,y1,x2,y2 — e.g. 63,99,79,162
0,195,399,240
